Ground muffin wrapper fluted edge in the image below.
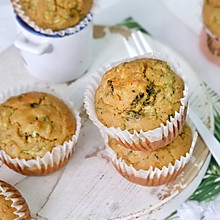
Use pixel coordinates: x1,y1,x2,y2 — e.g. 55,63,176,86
0,85,81,176
11,0,99,36
204,25,220,41
200,27,220,66
84,52,189,151
105,118,198,186
0,180,31,219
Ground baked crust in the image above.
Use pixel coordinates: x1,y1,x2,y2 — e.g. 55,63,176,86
11,0,93,31
95,58,184,133
0,91,76,160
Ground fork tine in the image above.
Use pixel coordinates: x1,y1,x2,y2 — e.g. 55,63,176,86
131,32,145,55
122,38,137,57
136,31,153,53
123,30,153,57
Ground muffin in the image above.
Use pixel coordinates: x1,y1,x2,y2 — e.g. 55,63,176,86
200,0,220,65
0,90,81,175
11,0,93,31
0,180,31,219
84,54,188,151
203,0,220,37
95,58,184,132
106,122,197,186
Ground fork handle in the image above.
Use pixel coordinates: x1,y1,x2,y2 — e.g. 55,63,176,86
188,107,220,165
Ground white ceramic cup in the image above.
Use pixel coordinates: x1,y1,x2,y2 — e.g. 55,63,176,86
14,14,93,83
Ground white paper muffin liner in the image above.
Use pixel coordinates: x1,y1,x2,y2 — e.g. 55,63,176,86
12,0,99,36
84,52,189,151
0,180,31,219
105,118,197,186
204,26,220,41
199,27,220,66
0,85,81,176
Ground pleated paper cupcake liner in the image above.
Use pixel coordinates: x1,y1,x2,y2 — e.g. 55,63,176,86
84,52,189,151
0,180,31,219
0,85,81,176
105,118,197,186
199,27,220,66
204,26,220,41
11,0,99,36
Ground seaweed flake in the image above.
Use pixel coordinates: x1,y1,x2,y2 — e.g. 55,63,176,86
146,82,155,96
107,80,114,94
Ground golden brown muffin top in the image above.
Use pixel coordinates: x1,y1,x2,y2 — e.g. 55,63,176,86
0,180,31,220
13,0,93,31
0,91,76,160
95,58,184,133
0,195,19,220
203,0,220,37
109,123,193,171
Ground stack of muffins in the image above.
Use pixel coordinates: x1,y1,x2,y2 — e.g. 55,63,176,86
200,0,220,65
84,54,197,186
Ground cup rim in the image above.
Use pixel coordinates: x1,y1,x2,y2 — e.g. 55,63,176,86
15,13,93,38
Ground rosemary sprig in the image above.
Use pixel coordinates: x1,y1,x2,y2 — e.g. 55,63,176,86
117,17,150,35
